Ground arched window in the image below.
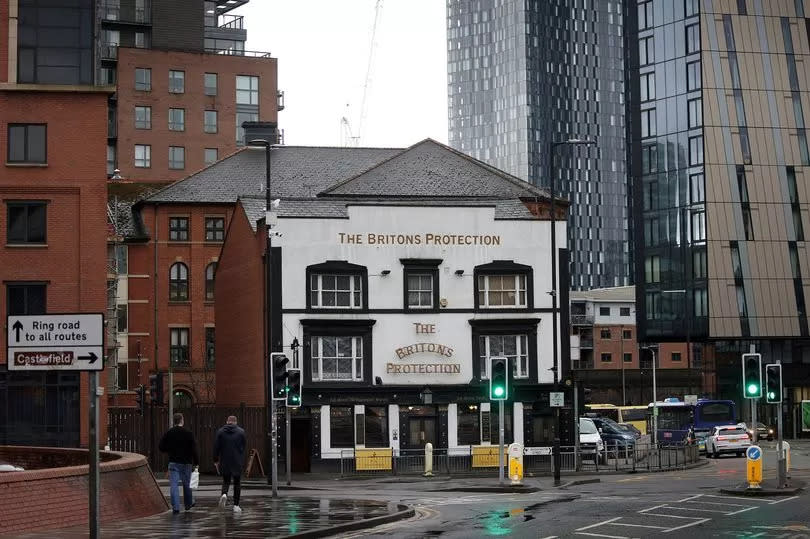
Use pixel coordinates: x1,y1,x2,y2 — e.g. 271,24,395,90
205,262,217,301
173,389,193,410
169,262,189,301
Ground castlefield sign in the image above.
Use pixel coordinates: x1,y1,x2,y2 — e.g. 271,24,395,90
338,232,502,246
387,322,461,375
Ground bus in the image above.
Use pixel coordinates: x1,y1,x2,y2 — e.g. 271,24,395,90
585,404,649,434
646,398,736,445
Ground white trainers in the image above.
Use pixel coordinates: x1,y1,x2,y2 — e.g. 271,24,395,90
233,505,242,513
218,494,227,509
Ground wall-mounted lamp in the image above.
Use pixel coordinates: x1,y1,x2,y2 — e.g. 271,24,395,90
381,269,391,276
454,269,464,276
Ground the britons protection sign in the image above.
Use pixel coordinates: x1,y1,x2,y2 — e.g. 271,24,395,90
6,313,103,371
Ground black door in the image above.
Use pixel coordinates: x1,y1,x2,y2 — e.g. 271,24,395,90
291,418,311,472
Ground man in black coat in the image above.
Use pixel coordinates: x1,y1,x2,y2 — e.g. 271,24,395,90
214,415,247,512
159,412,199,514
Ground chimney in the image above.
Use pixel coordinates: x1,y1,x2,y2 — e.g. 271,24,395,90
243,121,279,146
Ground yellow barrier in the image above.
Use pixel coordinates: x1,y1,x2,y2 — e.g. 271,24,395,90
355,448,392,471
472,445,508,468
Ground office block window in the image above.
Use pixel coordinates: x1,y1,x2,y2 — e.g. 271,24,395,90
641,144,657,174
694,250,708,279
7,283,46,315
204,73,218,96
135,68,151,91
169,70,185,93
134,144,151,168
168,108,185,131
7,201,46,244
691,211,706,242
204,110,218,133
689,135,704,165
640,72,655,102
8,124,46,164
236,75,259,104
134,106,151,129
645,255,661,283
685,0,699,17
688,98,702,128
638,1,653,30
600,307,610,316
620,308,631,317
639,36,654,65
236,112,258,145
169,146,185,169
690,173,705,204
687,61,701,91
686,24,700,54
641,109,656,138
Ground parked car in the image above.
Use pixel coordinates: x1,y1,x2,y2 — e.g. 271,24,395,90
738,421,774,441
705,425,751,458
590,417,636,457
0,461,23,472
617,423,642,439
695,431,710,453
579,417,604,461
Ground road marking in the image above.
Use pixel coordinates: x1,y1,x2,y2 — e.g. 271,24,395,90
637,503,668,513
655,505,731,514
725,506,758,515
540,536,559,539
575,532,633,539
638,513,705,520
680,499,749,508
674,494,703,503
701,494,769,502
610,523,669,530
575,517,624,532
768,495,799,505
661,518,712,533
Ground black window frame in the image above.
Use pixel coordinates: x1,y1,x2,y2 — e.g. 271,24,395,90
672,352,682,362
170,327,190,367
599,306,610,316
6,201,47,244
205,262,216,301
7,124,47,164
687,60,701,91
204,217,225,241
330,406,354,448
601,353,612,362
116,303,128,332
306,261,368,312
169,216,189,241
301,319,375,387
364,406,388,448
620,307,631,317
169,262,189,301
686,23,700,54
401,258,441,312
469,318,540,384
6,282,47,315
205,327,215,369
457,404,481,445
473,260,533,311
622,329,632,339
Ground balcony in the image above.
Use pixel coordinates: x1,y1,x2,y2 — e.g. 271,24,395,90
204,48,272,58
101,1,151,24
101,44,119,61
571,314,594,326
277,90,285,111
219,14,244,30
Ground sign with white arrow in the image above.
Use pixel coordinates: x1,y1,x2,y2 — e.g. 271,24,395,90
6,313,103,371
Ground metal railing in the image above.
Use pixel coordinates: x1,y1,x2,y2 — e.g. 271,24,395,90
204,48,272,58
101,1,151,23
218,14,244,30
339,442,701,477
571,314,595,325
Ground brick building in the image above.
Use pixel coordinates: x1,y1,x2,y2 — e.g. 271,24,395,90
1,0,112,446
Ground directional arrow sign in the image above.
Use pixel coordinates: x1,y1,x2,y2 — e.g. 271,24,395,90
6,313,103,371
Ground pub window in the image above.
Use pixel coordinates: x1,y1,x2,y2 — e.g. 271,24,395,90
402,260,441,310
477,274,527,308
205,262,216,300
7,201,46,244
330,406,354,448
169,262,189,301
310,274,363,308
531,414,555,445
169,217,189,241
170,327,189,367
311,336,363,381
6,283,46,315
8,124,46,164
365,406,388,448
457,404,480,445
479,334,529,379
205,217,225,241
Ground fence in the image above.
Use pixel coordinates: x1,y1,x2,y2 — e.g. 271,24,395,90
339,442,701,477
108,406,266,474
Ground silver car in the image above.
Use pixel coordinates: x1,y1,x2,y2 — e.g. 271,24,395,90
705,425,751,458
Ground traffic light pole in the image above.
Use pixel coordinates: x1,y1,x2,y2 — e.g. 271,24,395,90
777,405,786,488
498,403,505,485
286,406,291,486
751,399,757,445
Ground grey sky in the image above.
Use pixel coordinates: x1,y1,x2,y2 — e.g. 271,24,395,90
235,0,448,148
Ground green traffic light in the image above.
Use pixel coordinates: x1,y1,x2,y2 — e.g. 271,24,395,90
747,383,758,395
493,386,505,397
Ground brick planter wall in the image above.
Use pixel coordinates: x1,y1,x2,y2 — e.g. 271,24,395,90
0,446,168,534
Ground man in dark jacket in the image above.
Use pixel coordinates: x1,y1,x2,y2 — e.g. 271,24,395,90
159,412,199,514
214,415,247,512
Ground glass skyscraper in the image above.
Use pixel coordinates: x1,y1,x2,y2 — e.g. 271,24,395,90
447,0,629,290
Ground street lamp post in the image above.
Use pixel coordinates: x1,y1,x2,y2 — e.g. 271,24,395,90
642,345,659,445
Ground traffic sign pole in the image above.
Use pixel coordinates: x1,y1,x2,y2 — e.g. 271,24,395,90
89,371,100,539
498,401,504,486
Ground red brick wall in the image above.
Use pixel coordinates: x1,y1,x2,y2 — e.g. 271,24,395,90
116,48,278,183
0,447,167,534
215,203,265,406
0,90,110,445
593,325,688,371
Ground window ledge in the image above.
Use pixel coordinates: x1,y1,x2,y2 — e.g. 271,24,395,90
6,162,48,167
5,243,48,248
204,300,214,305
168,240,191,244
168,300,191,305
203,240,224,245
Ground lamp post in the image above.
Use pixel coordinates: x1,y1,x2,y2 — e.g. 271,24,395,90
248,134,279,497
641,345,659,445
662,288,691,395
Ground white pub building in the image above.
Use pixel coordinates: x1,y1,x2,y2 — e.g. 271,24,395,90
210,134,574,472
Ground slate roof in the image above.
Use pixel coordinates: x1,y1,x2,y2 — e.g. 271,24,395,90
144,146,403,203
322,139,549,199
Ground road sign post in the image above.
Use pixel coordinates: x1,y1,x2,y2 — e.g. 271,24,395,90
746,445,763,489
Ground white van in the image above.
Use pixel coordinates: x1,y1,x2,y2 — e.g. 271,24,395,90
579,417,604,461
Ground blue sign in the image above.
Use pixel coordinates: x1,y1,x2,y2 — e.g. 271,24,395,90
746,446,762,461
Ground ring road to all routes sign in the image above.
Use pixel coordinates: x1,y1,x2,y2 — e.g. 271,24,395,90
6,313,103,371
746,445,763,488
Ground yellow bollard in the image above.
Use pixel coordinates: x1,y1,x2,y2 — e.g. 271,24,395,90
746,445,762,489
508,442,524,485
424,442,434,477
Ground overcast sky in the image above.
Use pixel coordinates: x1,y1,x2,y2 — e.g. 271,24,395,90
234,0,448,148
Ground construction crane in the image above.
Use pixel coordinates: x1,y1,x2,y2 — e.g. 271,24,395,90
341,0,383,147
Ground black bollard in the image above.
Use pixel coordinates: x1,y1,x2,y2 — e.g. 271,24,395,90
553,437,561,486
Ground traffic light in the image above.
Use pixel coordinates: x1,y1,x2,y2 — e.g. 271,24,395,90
134,385,145,415
489,356,508,401
271,353,289,399
765,363,782,404
286,369,302,407
149,373,164,405
742,353,762,398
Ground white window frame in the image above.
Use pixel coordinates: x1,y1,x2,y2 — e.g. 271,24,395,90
310,274,363,309
478,274,527,308
204,148,218,165
479,334,529,379
311,335,363,381
134,106,151,129
169,70,185,93
406,272,434,308
169,108,185,131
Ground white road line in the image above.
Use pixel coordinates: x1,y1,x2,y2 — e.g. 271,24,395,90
726,506,759,516
574,532,632,539
610,523,669,530
701,494,769,503
639,513,705,520
637,503,668,513
674,494,703,503
769,496,799,505
679,499,750,508
575,517,624,531
662,517,712,533
656,505,732,514
540,536,559,539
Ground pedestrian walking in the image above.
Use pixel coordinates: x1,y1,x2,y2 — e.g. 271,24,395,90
159,412,200,514
214,415,247,513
